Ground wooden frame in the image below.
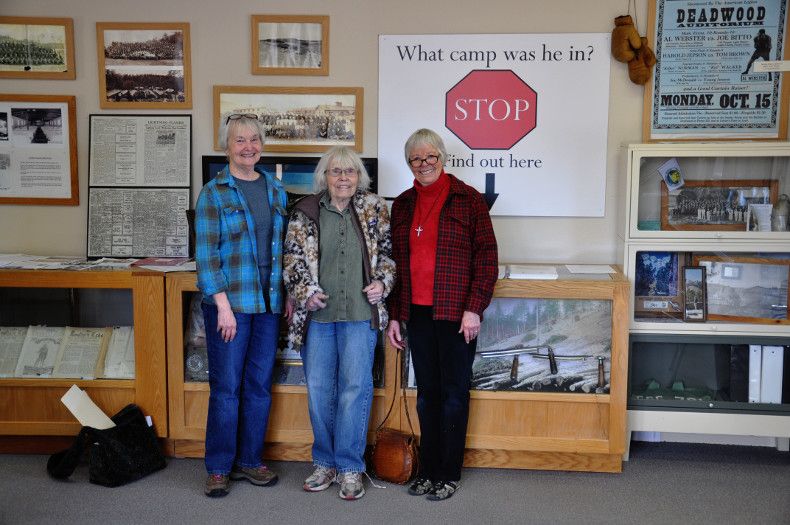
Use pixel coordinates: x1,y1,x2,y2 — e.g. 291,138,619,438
251,15,329,76
682,266,707,322
95,22,192,109
213,85,363,153
692,254,790,324
634,251,683,319
0,17,75,80
0,94,78,206
643,0,790,141
661,179,779,231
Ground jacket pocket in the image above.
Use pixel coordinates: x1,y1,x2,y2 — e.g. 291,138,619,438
222,206,247,237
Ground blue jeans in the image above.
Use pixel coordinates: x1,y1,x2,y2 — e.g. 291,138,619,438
203,303,279,475
302,320,377,473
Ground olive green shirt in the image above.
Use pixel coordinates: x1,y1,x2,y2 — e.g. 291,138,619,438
312,193,371,322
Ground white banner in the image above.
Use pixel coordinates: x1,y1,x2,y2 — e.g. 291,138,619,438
378,33,611,217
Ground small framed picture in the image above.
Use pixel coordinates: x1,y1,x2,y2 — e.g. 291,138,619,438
634,251,684,318
682,266,707,322
251,15,329,76
96,22,192,109
0,17,75,79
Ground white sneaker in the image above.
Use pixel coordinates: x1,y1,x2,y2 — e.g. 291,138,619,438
303,465,336,492
337,471,365,500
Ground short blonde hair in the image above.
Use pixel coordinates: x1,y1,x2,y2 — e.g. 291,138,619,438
313,146,371,192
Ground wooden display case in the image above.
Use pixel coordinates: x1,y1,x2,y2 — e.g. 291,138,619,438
0,268,167,439
400,269,630,473
164,272,396,460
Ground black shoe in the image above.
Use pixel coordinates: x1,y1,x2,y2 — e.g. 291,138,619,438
407,477,433,496
426,480,458,501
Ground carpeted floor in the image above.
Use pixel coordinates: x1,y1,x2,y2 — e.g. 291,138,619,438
0,442,788,525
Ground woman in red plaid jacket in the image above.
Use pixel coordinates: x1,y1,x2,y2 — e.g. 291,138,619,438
386,128,498,501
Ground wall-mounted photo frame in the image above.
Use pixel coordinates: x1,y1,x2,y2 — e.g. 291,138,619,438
692,254,790,324
251,15,329,76
0,17,75,80
201,154,377,216
634,251,684,318
0,94,78,206
213,85,362,153
644,0,790,141
661,179,779,231
682,266,707,322
96,22,192,109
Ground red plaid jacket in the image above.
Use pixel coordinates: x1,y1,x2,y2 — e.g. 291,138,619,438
388,173,498,323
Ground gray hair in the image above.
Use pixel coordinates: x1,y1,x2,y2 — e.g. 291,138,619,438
218,114,266,152
404,128,447,165
313,146,371,192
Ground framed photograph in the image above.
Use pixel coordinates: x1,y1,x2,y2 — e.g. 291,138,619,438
96,22,192,109
644,0,790,141
0,94,78,205
661,179,779,231
89,114,191,187
0,17,75,79
251,15,329,76
201,154,377,215
692,254,790,324
213,85,362,153
682,266,707,322
634,251,684,318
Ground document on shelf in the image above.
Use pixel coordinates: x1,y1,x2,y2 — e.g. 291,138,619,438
52,327,112,379
0,326,27,377
60,385,115,429
507,264,558,280
14,326,66,378
102,326,135,379
565,264,615,274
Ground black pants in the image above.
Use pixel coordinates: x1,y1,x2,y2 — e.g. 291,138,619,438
408,304,477,482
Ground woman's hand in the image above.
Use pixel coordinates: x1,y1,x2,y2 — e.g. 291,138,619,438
459,311,481,344
386,320,404,350
285,296,295,323
362,280,385,305
212,292,237,343
306,291,328,311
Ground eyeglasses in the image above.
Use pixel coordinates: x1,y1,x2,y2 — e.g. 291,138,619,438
225,113,259,124
408,154,439,168
327,167,358,177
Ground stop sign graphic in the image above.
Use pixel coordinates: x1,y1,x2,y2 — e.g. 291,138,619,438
445,70,537,150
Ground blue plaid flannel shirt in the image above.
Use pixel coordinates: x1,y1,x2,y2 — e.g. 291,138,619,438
195,165,287,314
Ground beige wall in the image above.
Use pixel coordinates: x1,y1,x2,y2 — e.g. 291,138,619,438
1,0,653,263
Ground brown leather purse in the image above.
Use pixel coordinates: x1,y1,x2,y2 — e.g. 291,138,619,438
371,349,419,484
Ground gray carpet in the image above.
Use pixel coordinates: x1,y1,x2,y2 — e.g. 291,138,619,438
1,442,788,525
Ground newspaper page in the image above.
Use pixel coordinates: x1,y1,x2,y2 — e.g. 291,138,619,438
89,115,191,187
0,326,28,377
52,327,112,379
14,326,66,377
87,187,190,257
0,100,74,199
102,326,135,379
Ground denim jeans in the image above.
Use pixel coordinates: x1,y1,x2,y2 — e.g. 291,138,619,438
302,320,377,473
202,303,279,475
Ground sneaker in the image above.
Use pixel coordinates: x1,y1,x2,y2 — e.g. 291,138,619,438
337,472,365,500
303,465,336,492
204,474,229,498
230,464,278,487
426,480,458,501
407,477,433,496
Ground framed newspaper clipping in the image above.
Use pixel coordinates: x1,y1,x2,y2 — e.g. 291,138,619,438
644,0,790,141
0,94,79,205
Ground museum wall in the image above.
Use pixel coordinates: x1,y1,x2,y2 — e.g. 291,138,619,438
0,0,652,263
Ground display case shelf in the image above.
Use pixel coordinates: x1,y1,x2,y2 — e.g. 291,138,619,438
0,269,167,438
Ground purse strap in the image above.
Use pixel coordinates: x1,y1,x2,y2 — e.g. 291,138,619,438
376,343,416,438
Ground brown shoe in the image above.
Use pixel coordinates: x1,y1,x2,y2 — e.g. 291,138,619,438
230,465,278,487
205,474,229,497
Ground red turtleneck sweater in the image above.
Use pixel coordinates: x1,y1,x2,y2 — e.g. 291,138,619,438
409,171,450,305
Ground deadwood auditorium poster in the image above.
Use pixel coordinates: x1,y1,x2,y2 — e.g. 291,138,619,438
650,0,788,139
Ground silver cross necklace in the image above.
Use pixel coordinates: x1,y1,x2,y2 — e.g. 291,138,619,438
414,193,442,237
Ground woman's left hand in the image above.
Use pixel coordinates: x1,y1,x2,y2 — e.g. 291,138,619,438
362,280,385,305
459,311,481,344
